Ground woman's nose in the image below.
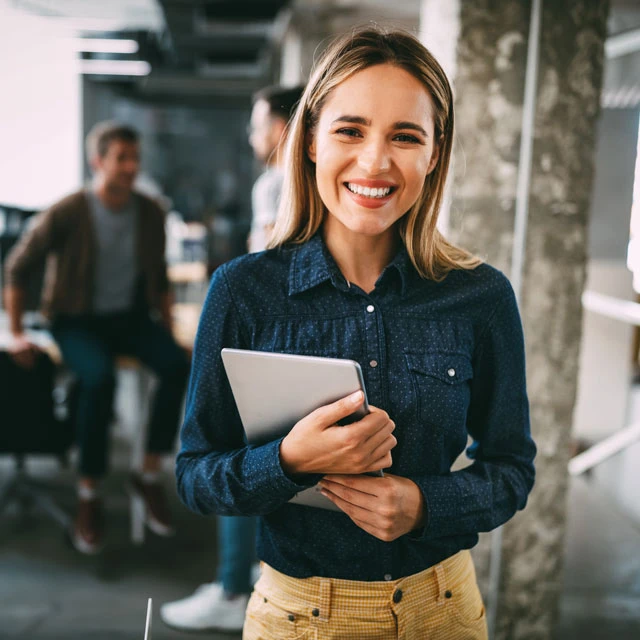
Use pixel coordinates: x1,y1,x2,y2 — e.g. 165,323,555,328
357,138,391,174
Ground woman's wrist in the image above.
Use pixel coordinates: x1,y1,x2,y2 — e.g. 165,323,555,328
279,435,302,476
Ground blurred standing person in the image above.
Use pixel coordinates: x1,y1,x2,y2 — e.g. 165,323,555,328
160,84,304,634
4,122,190,555
247,85,305,253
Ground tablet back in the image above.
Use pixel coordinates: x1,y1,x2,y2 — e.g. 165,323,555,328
221,349,369,446
220,348,371,511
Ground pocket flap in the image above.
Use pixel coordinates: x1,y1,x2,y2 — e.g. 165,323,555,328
404,352,473,384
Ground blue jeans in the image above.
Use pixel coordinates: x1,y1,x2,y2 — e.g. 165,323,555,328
217,515,257,594
51,310,190,478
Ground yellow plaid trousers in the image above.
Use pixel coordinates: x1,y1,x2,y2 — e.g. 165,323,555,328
243,550,488,640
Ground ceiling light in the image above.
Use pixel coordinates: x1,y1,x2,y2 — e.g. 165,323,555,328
69,38,139,54
77,60,151,76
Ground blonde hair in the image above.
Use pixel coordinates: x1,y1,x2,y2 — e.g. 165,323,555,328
268,26,481,280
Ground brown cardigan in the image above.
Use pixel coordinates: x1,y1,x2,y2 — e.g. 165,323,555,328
4,190,170,319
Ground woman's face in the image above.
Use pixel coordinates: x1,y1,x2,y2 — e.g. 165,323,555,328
308,63,440,240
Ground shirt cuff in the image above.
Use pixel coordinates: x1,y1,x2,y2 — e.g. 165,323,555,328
243,438,322,497
407,474,457,541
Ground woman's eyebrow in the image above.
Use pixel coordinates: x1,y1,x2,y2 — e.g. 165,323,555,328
331,115,428,137
331,115,370,126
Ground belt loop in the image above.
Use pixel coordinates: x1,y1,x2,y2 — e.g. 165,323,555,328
318,578,332,621
434,564,447,605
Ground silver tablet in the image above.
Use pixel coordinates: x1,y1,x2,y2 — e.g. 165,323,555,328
220,348,374,510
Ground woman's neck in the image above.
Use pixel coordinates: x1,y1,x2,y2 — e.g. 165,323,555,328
323,221,399,294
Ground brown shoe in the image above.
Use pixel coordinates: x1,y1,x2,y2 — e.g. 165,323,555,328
70,498,104,555
128,474,175,537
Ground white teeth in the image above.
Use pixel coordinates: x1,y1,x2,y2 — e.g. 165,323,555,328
346,183,391,198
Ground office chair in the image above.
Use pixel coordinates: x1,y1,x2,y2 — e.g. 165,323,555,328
0,351,75,530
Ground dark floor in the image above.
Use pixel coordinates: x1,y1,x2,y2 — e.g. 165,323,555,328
0,441,230,640
556,475,640,640
1,441,640,639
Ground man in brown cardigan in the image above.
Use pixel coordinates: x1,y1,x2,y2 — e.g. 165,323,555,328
4,122,190,554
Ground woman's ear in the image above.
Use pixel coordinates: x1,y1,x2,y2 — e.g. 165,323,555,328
306,130,316,163
426,135,443,175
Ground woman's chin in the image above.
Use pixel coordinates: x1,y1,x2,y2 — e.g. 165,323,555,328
344,220,395,239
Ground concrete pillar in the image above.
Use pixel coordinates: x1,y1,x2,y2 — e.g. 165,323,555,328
421,1,609,638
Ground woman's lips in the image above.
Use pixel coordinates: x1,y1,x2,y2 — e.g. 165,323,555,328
343,182,396,209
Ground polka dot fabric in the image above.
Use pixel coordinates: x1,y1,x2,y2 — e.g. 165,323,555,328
176,232,536,582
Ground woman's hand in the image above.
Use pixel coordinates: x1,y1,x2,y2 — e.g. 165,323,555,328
318,474,426,542
279,391,397,476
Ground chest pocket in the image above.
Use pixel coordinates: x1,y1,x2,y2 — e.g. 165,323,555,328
404,352,473,433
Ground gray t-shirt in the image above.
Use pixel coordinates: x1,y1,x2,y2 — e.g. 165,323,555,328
249,167,283,253
88,191,138,314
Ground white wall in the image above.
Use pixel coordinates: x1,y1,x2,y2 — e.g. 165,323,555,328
0,1,81,209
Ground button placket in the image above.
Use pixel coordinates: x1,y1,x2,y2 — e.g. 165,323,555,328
363,299,383,401
365,304,379,369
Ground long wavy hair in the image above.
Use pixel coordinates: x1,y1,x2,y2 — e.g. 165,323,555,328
268,26,481,280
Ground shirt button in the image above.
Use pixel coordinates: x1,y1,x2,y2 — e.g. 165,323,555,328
393,589,403,603
447,368,456,377
312,608,320,617
384,574,392,581
288,614,295,622
366,304,375,313
369,360,378,368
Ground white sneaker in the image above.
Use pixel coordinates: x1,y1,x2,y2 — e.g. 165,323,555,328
251,562,262,586
160,582,249,632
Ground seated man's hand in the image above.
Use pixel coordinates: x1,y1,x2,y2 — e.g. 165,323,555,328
8,333,41,369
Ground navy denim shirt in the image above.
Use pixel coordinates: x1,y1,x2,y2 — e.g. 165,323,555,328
176,233,536,581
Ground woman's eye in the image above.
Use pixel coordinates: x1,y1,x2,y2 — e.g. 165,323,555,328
394,133,421,144
335,128,362,138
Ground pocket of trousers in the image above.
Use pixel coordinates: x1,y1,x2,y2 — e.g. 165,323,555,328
446,578,487,631
244,589,315,640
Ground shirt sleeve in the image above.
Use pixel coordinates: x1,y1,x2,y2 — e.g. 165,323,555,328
408,280,536,540
4,209,59,288
251,171,282,229
175,262,319,517
154,204,170,294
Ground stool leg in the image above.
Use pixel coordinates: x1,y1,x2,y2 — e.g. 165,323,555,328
131,369,153,473
130,367,154,545
130,492,145,545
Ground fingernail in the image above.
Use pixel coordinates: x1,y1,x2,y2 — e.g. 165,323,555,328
349,391,363,405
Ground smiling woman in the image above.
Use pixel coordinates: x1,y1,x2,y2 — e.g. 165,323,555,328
176,25,536,640
307,63,439,283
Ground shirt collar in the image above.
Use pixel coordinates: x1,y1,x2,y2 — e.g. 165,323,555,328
288,232,412,297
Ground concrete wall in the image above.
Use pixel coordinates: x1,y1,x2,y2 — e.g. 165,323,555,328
447,1,610,638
